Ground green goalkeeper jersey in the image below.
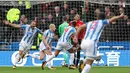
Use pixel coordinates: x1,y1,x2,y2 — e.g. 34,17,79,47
58,22,68,36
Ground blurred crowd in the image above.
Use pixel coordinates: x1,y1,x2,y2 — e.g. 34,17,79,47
0,1,130,43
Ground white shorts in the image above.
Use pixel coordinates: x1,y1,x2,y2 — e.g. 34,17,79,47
39,42,47,51
55,41,72,50
81,40,98,60
19,41,32,54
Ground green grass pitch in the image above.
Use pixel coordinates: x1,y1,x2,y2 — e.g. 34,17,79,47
0,66,130,73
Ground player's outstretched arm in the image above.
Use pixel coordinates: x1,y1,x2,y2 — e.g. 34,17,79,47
75,24,86,37
3,20,21,28
109,13,124,23
73,24,86,43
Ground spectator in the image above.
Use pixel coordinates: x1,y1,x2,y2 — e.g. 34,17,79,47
81,7,87,22
61,3,69,16
39,14,46,31
20,14,27,24
69,8,76,21
53,6,62,35
116,7,128,41
65,14,70,22
105,6,115,19
44,14,54,30
42,3,48,13
119,7,128,20
53,6,62,25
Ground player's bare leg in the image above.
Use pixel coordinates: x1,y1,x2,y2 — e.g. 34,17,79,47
23,50,29,59
39,51,46,60
13,50,24,69
42,50,60,70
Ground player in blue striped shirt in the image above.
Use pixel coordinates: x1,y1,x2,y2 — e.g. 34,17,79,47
4,18,42,69
41,21,77,70
73,12,124,73
27,24,57,70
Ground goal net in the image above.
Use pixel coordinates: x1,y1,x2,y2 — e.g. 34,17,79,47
0,0,130,66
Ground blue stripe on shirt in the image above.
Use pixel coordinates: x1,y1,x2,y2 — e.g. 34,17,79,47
46,30,49,43
23,34,28,41
66,29,73,41
95,22,104,41
24,27,31,41
29,30,37,44
27,27,32,43
85,23,92,39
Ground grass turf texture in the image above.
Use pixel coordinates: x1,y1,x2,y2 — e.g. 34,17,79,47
0,66,130,73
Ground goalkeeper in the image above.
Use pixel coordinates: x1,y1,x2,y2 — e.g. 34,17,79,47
58,16,69,67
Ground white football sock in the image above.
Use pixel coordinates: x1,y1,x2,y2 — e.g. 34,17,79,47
47,55,52,68
28,54,40,60
83,59,87,64
81,64,91,73
46,54,55,62
69,53,74,65
14,54,21,66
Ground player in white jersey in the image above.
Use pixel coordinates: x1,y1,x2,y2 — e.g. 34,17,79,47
3,18,42,69
27,24,56,70
41,21,77,70
73,12,124,73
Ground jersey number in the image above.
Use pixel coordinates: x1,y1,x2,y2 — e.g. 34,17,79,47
90,21,98,29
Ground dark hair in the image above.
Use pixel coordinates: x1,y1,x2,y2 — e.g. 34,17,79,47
98,12,106,20
31,17,40,25
63,16,68,21
31,17,36,21
71,21,76,27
